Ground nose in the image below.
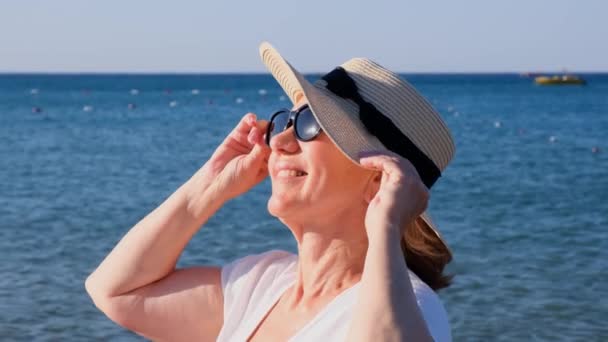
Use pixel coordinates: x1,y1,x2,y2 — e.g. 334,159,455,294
269,126,300,154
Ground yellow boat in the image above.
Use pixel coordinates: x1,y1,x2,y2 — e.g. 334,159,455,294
534,75,586,85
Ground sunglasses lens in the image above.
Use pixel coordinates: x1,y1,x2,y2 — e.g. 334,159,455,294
268,110,290,141
296,108,321,141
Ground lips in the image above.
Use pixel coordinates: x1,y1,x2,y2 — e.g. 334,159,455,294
277,170,307,177
272,162,308,179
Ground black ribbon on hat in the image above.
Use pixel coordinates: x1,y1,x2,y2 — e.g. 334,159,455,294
321,67,441,188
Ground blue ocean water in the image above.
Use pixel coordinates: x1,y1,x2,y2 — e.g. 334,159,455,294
1,73,607,341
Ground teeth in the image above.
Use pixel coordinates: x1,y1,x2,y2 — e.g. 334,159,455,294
277,170,306,177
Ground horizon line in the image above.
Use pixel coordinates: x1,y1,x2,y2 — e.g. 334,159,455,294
1,70,607,76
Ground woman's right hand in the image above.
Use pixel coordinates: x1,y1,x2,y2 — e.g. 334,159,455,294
193,113,271,204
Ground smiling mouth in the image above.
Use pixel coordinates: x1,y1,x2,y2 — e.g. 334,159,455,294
276,170,308,178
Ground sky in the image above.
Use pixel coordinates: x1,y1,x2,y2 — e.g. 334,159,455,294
1,0,606,73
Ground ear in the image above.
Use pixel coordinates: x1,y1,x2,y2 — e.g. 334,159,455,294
363,171,382,204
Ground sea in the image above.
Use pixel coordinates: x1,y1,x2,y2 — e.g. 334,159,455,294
1,73,607,341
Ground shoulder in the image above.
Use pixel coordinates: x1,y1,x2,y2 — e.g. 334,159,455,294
408,270,452,342
221,250,296,286
221,250,297,301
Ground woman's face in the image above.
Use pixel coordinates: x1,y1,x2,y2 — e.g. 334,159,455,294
267,93,376,223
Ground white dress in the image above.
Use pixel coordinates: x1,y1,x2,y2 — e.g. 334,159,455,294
216,250,451,342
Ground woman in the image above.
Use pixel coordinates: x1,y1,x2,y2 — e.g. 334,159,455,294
86,42,455,341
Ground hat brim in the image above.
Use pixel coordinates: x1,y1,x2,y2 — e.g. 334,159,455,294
259,42,450,254
259,42,387,167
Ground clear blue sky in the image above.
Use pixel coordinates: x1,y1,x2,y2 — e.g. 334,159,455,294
1,0,606,73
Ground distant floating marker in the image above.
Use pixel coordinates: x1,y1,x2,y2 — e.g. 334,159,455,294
494,121,501,128
258,89,268,96
235,97,244,104
592,146,600,154
83,105,94,112
130,89,139,95
191,89,200,95
169,101,178,107
30,88,39,95
32,107,43,113
548,136,557,143
128,103,136,110
279,95,286,101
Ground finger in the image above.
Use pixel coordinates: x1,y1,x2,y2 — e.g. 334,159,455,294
231,113,258,136
359,151,420,178
360,155,426,189
247,127,258,145
233,116,269,143
223,114,264,153
252,120,270,144
247,126,268,145
254,119,269,132
359,154,403,177
243,138,271,170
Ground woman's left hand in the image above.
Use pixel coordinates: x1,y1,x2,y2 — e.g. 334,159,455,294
359,151,430,241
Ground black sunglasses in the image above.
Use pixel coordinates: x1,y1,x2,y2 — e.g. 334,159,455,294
265,105,322,145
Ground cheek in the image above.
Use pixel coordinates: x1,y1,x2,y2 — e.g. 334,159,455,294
308,141,370,198
308,162,368,205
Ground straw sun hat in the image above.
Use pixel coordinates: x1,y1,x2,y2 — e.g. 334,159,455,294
259,42,455,251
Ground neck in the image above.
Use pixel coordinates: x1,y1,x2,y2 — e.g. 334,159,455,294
282,209,369,307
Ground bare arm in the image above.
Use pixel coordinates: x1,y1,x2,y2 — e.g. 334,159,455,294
347,229,433,342
86,169,222,300
348,152,436,341
85,114,270,341
85,170,225,341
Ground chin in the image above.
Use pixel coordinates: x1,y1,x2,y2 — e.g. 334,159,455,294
267,191,303,219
